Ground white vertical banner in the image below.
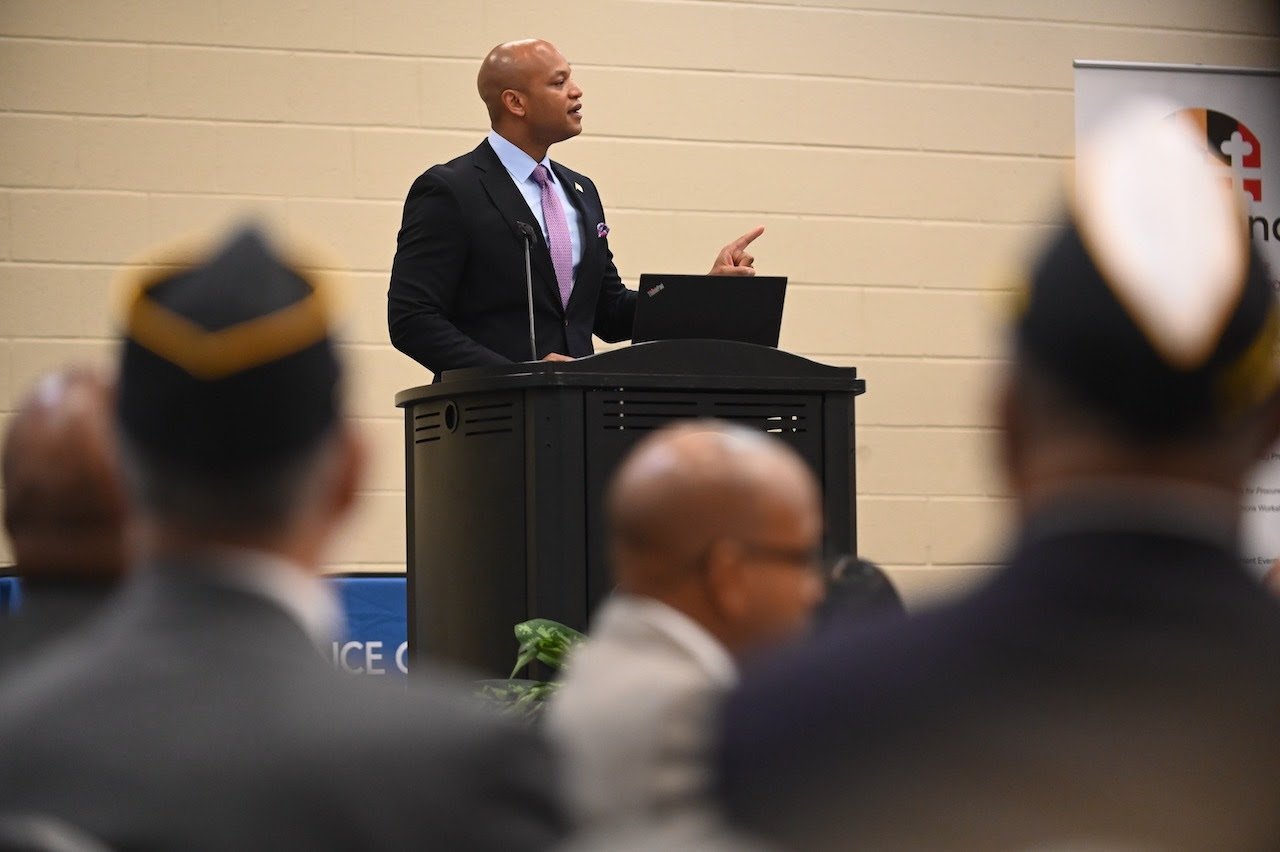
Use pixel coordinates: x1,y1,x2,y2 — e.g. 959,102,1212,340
1074,61,1280,575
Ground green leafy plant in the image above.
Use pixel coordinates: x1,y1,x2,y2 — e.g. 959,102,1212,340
475,618,586,722
511,618,585,677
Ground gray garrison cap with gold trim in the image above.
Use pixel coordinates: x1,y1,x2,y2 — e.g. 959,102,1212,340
1016,100,1279,439
117,226,341,472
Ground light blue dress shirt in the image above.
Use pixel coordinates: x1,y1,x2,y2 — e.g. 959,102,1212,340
487,130,584,280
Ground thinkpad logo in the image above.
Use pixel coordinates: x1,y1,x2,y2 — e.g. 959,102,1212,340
646,283,665,297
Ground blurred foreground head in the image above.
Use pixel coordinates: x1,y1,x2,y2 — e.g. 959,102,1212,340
2,366,127,582
115,226,362,563
1003,100,1280,509
606,420,825,656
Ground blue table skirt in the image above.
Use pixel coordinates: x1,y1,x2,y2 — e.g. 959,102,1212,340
328,574,408,677
0,576,21,613
0,573,408,677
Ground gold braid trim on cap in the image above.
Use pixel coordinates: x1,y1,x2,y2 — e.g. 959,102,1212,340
124,284,330,381
115,230,335,381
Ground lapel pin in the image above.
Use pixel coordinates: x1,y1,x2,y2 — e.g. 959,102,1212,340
574,182,584,193
597,223,610,238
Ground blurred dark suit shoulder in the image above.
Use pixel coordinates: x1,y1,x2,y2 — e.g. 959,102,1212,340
0,564,565,851
718,518,1280,851
0,581,117,672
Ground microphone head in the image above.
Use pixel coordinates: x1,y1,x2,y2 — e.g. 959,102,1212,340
515,222,537,243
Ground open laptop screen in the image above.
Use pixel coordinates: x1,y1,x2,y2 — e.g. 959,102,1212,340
631,274,788,347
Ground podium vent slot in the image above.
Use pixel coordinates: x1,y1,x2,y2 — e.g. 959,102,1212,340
587,390,822,438
463,401,514,436
413,408,445,443
713,401,809,433
597,396,699,431
714,401,807,409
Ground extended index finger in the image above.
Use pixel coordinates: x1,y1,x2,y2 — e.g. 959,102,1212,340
728,225,765,252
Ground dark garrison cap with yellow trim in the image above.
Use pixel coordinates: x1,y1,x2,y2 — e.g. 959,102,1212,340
117,225,341,472
1016,100,1279,439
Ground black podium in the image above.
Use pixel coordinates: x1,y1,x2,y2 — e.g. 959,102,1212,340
395,340,866,676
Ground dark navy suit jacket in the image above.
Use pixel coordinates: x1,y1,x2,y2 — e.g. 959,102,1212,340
717,497,1280,851
388,139,636,375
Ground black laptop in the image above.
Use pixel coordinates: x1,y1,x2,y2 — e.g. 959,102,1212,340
631,274,788,347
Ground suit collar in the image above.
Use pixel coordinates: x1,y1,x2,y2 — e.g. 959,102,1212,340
593,593,738,687
474,139,564,307
487,129,549,184
1018,482,1239,556
473,138,539,238
138,551,342,652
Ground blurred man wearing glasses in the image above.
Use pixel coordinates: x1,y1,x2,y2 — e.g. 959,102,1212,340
545,420,824,837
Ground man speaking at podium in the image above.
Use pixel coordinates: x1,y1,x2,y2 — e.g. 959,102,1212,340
388,39,763,376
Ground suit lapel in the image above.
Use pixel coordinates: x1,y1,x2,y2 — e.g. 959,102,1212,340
473,140,562,310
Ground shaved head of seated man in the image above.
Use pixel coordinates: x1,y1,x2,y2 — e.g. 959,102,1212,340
388,39,763,376
609,422,824,654
545,421,825,834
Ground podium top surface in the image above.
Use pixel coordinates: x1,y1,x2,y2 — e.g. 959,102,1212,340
395,340,865,407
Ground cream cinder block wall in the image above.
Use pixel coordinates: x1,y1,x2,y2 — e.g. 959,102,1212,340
1,1,1277,607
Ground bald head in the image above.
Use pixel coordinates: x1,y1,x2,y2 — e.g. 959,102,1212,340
611,424,792,581
478,40,545,116
606,421,824,652
2,367,128,581
477,39,583,159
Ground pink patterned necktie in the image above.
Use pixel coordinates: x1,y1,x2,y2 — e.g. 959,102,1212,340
532,164,574,308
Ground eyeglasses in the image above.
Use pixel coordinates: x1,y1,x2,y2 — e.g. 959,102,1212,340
678,539,829,576
735,540,824,572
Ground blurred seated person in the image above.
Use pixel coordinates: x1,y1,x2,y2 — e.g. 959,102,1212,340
716,102,1280,851
545,421,825,834
0,226,566,850
0,367,129,668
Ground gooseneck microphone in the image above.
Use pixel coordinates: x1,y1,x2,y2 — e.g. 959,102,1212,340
515,222,538,362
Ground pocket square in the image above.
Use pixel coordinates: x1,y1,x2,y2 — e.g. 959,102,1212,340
597,222,610,238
